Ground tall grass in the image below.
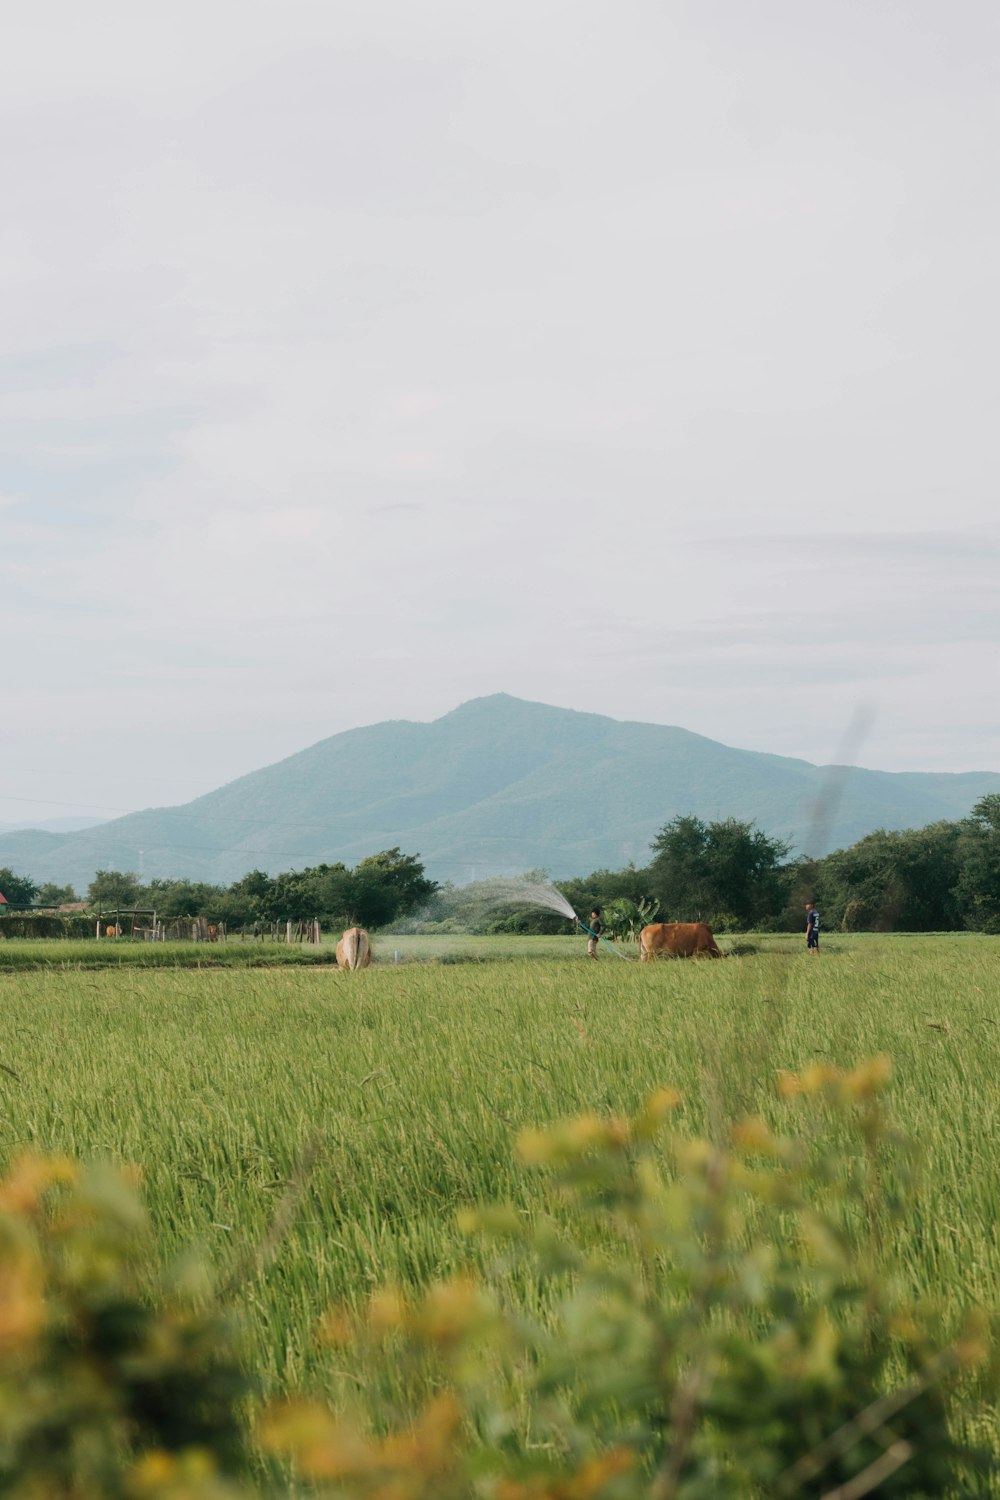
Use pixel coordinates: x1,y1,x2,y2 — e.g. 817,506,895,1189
1,937,998,1441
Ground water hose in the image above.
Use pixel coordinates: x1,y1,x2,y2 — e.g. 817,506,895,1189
574,917,631,960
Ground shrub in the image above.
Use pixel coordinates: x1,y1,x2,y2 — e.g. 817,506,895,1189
601,897,658,943
0,912,95,940
267,1059,996,1498
3,1065,998,1497
0,1155,253,1498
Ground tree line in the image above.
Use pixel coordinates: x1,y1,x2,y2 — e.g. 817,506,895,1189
2,795,999,933
416,795,1000,935
0,848,437,931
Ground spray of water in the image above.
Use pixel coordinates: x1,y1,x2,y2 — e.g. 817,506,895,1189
464,877,577,922
405,875,632,958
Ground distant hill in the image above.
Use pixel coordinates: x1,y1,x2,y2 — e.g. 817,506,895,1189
1,695,997,889
0,815,108,836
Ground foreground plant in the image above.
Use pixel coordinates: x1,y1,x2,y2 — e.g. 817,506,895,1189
0,1155,252,1498
270,1059,996,1498
2,1060,997,1497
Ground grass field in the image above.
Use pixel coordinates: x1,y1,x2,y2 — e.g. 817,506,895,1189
0,932,583,972
2,934,999,1482
0,926,962,971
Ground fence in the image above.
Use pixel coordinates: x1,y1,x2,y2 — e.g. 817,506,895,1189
143,919,323,943
1,913,325,943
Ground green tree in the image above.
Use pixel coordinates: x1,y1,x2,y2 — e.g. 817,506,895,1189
819,823,963,932
649,815,790,928
307,862,355,922
87,870,143,909
348,848,437,928
956,795,1000,932
560,865,657,927
772,855,823,932
213,853,436,928
143,879,227,919
218,869,276,925
266,869,316,922
0,867,39,906
34,881,78,907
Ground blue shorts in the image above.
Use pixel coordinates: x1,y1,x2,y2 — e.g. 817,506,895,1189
807,929,819,949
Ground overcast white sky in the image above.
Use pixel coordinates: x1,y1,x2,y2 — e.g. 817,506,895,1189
2,0,997,827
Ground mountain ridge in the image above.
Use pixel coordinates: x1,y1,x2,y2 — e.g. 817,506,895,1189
1,694,996,889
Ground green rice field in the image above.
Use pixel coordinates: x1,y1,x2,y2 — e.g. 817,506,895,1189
2,933,999,1480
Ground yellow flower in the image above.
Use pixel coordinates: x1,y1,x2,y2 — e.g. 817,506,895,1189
800,1062,842,1094
731,1117,777,1152
0,1153,77,1215
564,1115,616,1152
317,1303,354,1346
414,1278,484,1344
496,1446,633,1498
673,1138,713,1173
261,1401,368,1478
516,1127,555,1166
382,1393,462,1471
777,1062,842,1097
128,1450,178,1492
0,1247,45,1352
368,1286,407,1333
888,1309,921,1342
954,1309,990,1369
639,1086,683,1130
517,1114,620,1165
843,1055,892,1097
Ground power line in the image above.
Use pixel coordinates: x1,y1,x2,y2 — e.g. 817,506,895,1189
1,794,137,815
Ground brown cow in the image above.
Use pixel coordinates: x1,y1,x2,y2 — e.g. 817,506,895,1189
639,922,723,960
336,926,372,970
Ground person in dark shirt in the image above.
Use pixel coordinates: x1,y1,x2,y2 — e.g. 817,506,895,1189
805,902,820,953
586,907,603,960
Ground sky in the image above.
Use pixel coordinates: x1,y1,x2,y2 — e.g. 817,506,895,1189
2,0,998,829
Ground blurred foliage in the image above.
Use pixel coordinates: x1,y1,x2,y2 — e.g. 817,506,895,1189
0,1155,253,1499
2,1065,999,1495
268,1059,996,1498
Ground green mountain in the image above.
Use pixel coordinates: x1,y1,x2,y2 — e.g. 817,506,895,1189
2,695,997,889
